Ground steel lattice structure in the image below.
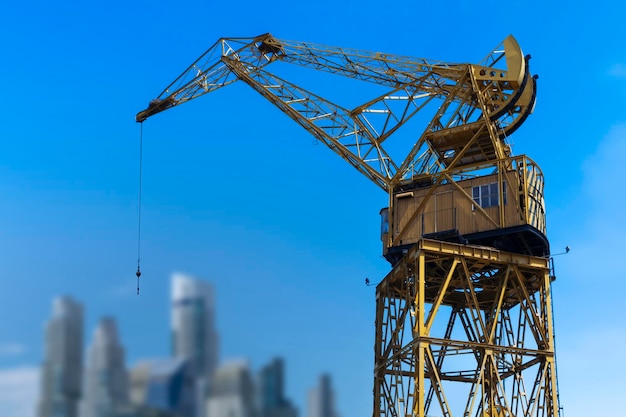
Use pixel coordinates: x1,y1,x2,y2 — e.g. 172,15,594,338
374,239,558,417
137,33,560,417
136,34,535,192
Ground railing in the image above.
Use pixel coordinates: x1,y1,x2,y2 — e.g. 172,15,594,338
516,155,546,235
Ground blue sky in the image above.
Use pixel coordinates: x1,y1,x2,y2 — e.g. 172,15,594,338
1,1,625,416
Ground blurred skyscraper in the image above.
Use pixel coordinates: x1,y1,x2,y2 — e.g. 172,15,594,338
258,358,297,417
307,375,337,417
37,296,84,417
171,273,218,417
207,361,256,417
81,316,129,417
171,273,218,378
128,358,196,417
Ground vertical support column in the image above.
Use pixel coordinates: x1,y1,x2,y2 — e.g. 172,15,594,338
497,159,505,228
412,252,426,417
373,288,383,417
543,269,560,417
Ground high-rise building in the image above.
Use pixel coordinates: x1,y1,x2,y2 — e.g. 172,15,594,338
129,358,196,417
171,273,218,380
206,361,256,417
258,358,297,417
81,317,129,417
37,296,84,417
171,272,219,417
307,375,337,417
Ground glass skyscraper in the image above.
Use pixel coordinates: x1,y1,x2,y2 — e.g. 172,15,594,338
258,358,298,417
171,273,219,417
129,358,196,417
308,374,337,417
171,273,218,379
81,316,129,417
37,296,84,417
207,361,256,417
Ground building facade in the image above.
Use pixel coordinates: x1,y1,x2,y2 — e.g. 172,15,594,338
258,358,297,417
37,296,84,417
207,361,256,417
171,273,218,379
171,273,219,417
129,358,196,417
81,317,129,417
308,375,336,417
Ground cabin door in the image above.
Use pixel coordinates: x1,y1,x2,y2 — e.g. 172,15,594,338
434,191,455,232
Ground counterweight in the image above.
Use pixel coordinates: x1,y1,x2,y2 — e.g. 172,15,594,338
137,34,559,417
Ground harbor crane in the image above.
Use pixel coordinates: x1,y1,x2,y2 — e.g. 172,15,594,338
137,34,560,417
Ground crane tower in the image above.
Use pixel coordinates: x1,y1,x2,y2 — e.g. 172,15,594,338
137,34,560,417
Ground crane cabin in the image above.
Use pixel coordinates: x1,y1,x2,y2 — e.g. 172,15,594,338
381,155,548,265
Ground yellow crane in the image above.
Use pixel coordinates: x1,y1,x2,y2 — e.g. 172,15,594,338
137,34,559,417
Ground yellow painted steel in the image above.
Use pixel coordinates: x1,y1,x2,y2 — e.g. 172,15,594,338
137,34,559,417
374,239,559,417
137,33,546,258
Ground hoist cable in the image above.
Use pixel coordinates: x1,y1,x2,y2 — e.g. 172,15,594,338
136,122,144,294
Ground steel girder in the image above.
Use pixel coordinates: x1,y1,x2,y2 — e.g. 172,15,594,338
373,239,559,417
136,34,536,192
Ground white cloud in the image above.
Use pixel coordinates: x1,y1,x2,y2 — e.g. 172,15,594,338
575,123,626,243
581,124,626,203
550,124,626,416
556,327,626,416
0,343,26,356
107,279,139,298
0,366,40,417
557,124,626,289
608,63,626,78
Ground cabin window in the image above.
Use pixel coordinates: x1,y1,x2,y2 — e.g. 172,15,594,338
380,208,389,239
472,182,506,208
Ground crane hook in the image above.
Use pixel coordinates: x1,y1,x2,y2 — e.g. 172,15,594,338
136,265,141,295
